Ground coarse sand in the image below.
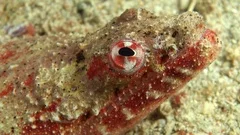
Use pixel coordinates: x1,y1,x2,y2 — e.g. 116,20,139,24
0,0,239,134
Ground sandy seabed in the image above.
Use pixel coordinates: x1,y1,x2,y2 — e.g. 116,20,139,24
0,0,239,134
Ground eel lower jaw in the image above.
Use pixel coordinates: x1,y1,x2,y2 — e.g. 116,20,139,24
200,29,221,62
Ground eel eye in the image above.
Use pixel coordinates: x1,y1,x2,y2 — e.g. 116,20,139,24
109,39,145,74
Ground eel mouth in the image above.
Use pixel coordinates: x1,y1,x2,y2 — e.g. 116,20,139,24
201,29,218,45
199,28,221,62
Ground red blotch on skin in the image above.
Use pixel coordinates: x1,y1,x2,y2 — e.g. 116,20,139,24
0,50,15,63
44,99,61,112
165,67,190,80
101,104,127,130
23,73,35,87
170,42,207,71
77,115,103,135
22,99,63,134
0,83,14,98
87,57,109,79
22,121,61,135
33,98,61,120
203,29,217,44
123,91,155,113
22,99,103,135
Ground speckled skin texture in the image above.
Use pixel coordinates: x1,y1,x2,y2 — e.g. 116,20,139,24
0,9,220,135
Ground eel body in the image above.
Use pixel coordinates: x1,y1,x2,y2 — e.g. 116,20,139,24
0,9,220,135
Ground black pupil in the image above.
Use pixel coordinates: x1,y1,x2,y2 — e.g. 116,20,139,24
118,47,135,56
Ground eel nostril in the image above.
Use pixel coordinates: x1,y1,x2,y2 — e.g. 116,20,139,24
118,47,135,56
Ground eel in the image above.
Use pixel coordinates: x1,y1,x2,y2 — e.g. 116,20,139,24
0,8,220,135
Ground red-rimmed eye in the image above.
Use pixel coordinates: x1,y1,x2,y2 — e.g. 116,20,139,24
108,39,145,74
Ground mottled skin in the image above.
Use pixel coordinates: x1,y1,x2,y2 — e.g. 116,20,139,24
0,9,220,135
